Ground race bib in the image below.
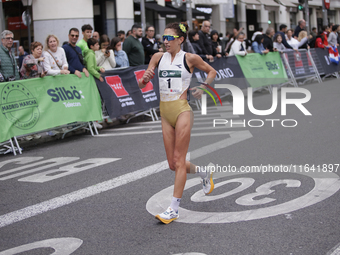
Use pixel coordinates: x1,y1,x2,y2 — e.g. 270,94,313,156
159,70,182,94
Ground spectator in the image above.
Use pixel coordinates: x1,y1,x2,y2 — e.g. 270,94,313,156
123,24,144,66
84,38,105,82
329,23,334,35
20,41,46,79
117,30,125,41
251,27,263,41
287,29,299,49
182,37,195,54
297,31,309,49
20,41,46,141
233,27,244,38
142,25,163,64
311,27,317,38
263,27,275,52
18,46,29,69
315,32,326,49
229,32,247,56
273,34,286,52
95,34,116,70
198,20,214,61
117,30,126,47
155,34,165,52
77,24,93,55
211,30,222,58
275,24,293,49
328,24,339,47
0,30,20,81
244,35,252,51
126,30,132,37
63,27,90,78
221,31,230,52
92,31,100,41
110,37,129,68
43,35,70,76
322,26,330,46
294,19,306,39
226,27,244,54
252,34,268,55
188,30,207,60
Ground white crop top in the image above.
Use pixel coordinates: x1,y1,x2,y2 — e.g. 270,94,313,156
158,50,192,102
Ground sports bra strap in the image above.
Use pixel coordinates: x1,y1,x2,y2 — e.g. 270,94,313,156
183,53,191,74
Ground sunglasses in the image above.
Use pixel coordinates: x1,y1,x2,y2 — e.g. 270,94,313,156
162,35,179,41
70,34,79,38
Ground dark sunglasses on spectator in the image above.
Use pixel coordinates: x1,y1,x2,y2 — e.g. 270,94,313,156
70,35,79,38
162,35,179,41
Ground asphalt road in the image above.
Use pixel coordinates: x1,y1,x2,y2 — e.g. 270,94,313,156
0,79,340,255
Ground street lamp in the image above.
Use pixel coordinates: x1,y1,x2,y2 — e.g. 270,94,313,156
21,0,32,47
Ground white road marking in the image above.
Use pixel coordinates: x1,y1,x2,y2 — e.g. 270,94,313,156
192,106,232,114
18,158,120,183
327,242,340,255
134,120,161,125
98,129,243,137
0,130,252,228
105,125,162,131
173,253,207,255
146,170,340,223
0,238,83,255
0,157,80,180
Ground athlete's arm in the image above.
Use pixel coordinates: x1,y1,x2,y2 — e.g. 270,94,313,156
186,53,217,99
138,52,163,89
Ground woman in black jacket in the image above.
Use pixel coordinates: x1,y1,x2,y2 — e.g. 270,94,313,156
188,30,207,60
210,30,223,57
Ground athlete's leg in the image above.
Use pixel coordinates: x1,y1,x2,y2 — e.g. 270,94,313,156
172,111,193,198
155,116,184,224
161,117,176,171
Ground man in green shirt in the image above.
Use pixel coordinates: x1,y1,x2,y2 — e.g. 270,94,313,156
123,24,144,66
77,24,93,56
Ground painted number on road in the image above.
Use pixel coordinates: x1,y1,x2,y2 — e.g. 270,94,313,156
0,238,82,255
0,157,119,183
146,170,340,223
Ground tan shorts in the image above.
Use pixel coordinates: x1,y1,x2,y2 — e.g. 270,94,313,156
160,99,192,128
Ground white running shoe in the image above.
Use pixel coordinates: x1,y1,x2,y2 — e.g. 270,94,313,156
155,207,179,224
202,165,214,195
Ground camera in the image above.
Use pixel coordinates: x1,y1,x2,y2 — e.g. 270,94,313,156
105,49,109,55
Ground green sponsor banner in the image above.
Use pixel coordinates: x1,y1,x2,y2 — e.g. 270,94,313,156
0,74,102,143
236,52,288,88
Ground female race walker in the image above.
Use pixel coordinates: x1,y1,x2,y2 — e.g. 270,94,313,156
138,22,217,224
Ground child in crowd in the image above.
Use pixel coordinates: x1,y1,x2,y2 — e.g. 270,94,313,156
84,38,105,82
273,34,286,52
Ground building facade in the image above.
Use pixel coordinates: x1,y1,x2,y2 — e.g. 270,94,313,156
1,0,340,52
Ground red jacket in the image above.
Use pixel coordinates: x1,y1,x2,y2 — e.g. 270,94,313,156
315,38,324,48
